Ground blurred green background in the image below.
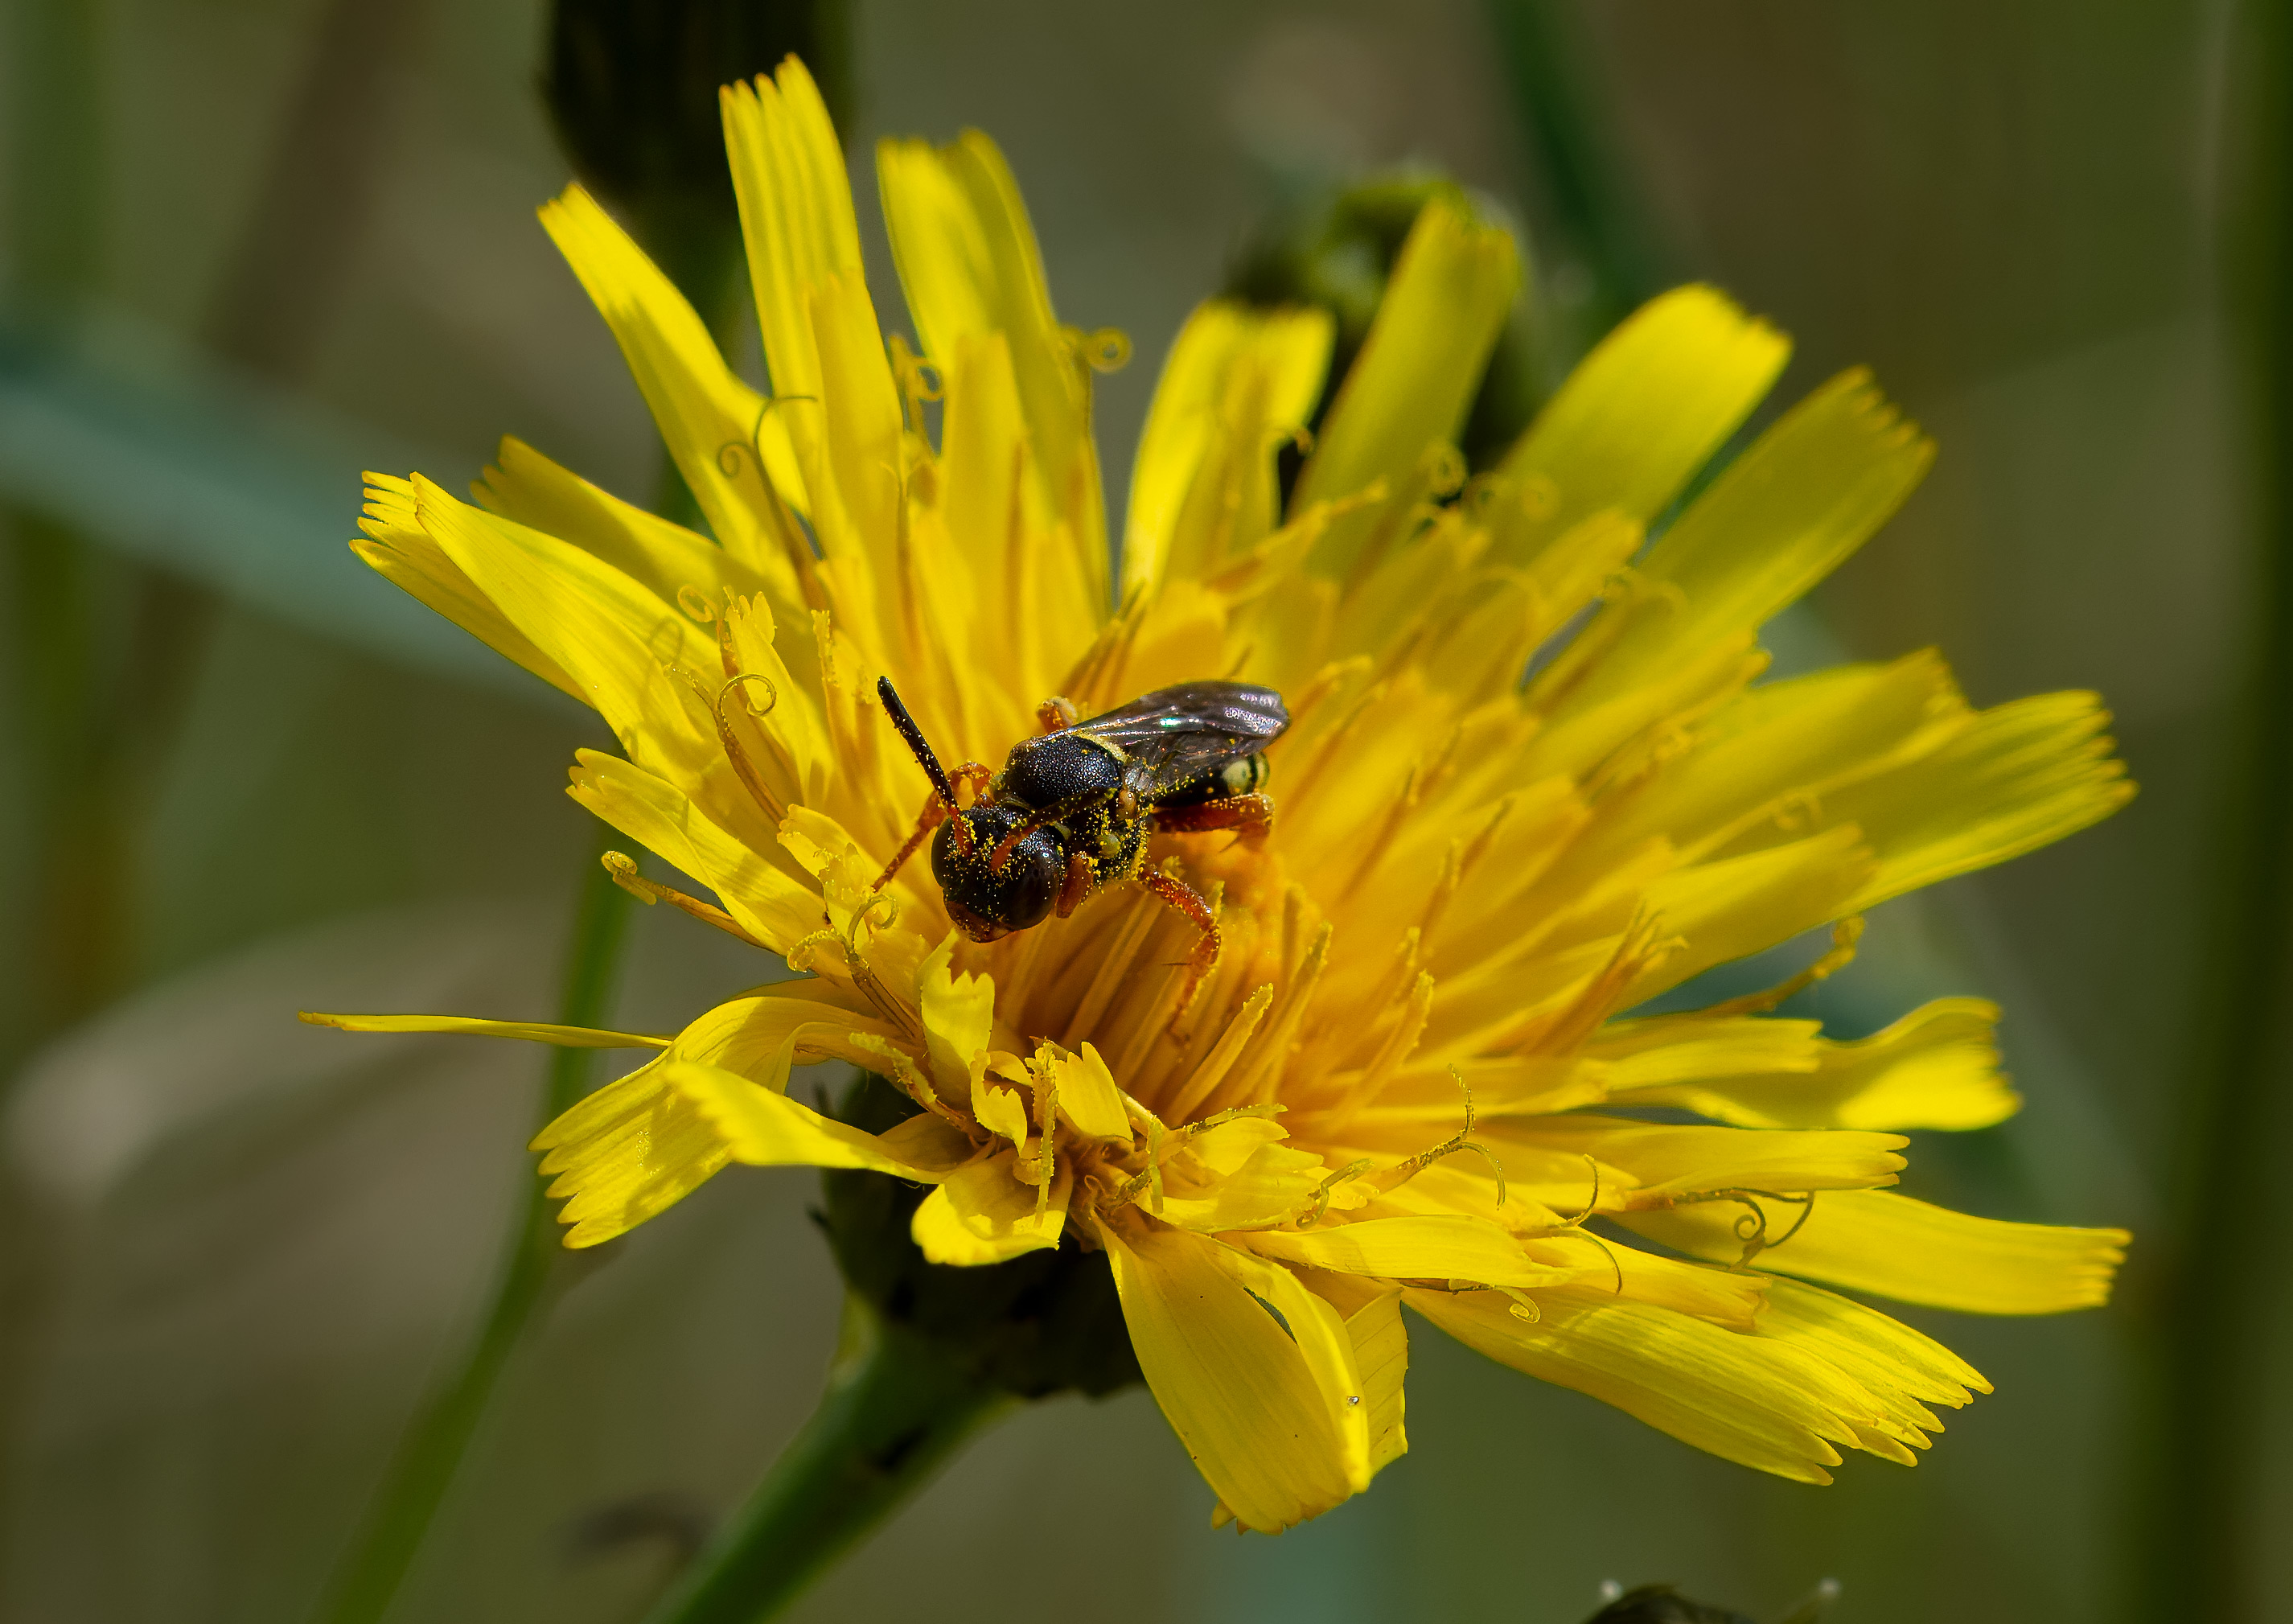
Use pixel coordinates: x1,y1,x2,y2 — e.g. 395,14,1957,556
0,1,2270,1621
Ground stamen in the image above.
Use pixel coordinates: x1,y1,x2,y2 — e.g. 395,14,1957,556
1659,1186,1819,1266
1367,1066,1506,1211
1031,1053,1059,1220
716,397,830,615
600,852,768,949
1296,1157,1372,1229
1703,916,1865,1018
707,672,787,826
1160,982,1272,1123
849,1032,970,1131
676,583,718,623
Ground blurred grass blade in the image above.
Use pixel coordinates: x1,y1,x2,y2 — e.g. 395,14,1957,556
0,309,561,704
2140,0,2293,1615
1481,0,1666,341
314,838,631,1624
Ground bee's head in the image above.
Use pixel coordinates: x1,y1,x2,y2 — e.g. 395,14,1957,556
930,806,1062,941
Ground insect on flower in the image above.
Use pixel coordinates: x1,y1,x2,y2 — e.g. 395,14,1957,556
873,675,1287,1015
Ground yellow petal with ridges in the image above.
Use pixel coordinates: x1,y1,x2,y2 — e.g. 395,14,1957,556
355,475,578,700
1623,1187,2127,1314
721,60,861,436
1619,997,2017,1132
565,750,820,952
473,436,775,615
1243,1215,1555,1288
1538,368,1933,725
1820,691,2135,909
878,130,1107,598
919,935,996,1100
1411,1287,1880,1483
660,1058,948,1177
1127,299,1333,596
1292,198,1518,570
1494,284,1789,563
537,184,796,566
1477,1116,1906,1201
1627,825,1875,1004
1097,1215,1366,1531
1054,1042,1132,1141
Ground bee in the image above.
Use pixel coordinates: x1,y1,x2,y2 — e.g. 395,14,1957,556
873,676,1288,1016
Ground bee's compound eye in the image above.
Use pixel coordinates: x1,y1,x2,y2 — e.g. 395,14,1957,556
989,838,1061,931
929,811,1061,936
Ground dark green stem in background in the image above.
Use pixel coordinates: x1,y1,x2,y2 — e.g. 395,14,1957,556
2138,2,2293,1619
642,1301,1009,1624
1481,0,1664,338
314,835,632,1624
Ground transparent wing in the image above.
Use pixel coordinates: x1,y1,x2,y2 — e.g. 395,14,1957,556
1072,681,1288,792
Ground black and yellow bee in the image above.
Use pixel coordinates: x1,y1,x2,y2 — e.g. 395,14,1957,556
873,676,1288,1013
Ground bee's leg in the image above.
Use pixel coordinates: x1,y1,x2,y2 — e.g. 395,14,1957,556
873,761,997,890
871,788,949,893
1136,869,1220,1031
1054,849,1095,919
1149,793,1275,844
1035,696,1079,734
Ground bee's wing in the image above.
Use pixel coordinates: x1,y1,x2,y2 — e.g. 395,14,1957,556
1071,681,1289,794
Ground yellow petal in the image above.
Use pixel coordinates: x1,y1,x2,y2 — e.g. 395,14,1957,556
1478,1116,1907,1202
878,129,1107,598
1292,198,1518,570
1125,298,1333,596
354,475,579,700
409,476,716,770
298,1012,669,1048
1618,998,2018,1132
473,436,777,613
1572,649,1970,874
1095,1216,1366,1530
1623,1187,2127,1314
537,184,797,568
1156,1137,1330,1231
565,750,820,952
972,1079,1030,1152
1816,691,2135,909
660,1058,948,1178
911,1149,1067,1265
1410,1288,1875,1483
721,60,862,416
1243,1215,1556,1288
918,934,996,1101
1628,826,1876,1004
1758,1277,1990,1405
1494,285,1788,563
1052,1042,1132,1141
1538,368,1933,726
1292,1269,1412,1475
806,267,906,570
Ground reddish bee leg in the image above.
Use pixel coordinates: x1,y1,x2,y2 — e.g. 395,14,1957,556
1035,695,1079,734
873,761,997,889
871,788,949,892
1149,792,1275,845
1054,849,1095,919
1136,869,1221,1032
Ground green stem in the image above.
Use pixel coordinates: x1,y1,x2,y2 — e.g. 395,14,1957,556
643,1298,1010,1624
1481,0,1665,339
314,831,632,1624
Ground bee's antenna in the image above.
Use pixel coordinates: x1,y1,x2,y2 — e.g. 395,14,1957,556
876,676,959,805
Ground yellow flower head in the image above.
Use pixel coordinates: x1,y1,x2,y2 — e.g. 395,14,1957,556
341,59,2132,1531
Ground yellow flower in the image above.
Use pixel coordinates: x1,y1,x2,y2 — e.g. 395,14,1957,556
330,58,2132,1531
